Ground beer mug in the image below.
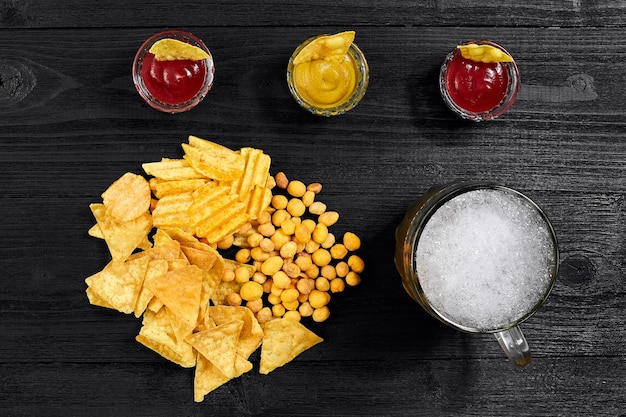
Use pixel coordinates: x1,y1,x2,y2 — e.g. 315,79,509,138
394,181,559,367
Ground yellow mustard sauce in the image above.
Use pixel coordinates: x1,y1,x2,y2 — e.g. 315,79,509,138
292,53,357,109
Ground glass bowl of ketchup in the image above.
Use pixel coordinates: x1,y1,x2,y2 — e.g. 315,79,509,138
133,30,215,113
439,40,520,122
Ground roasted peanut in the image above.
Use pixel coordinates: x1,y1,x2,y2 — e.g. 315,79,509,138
309,201,327,215
330,278,345,293
261,255,283,276
240,281,263,301
226,292,242,306
283,310,302,321
271,194,289,210
287,198,306,217
348,254,365,273
345,271,361,286
275,172,289,189
287,180,306,197
312,306,330,322
272,270,291,289
343,232,361,251
235,248,251,263
330,243,348,259
307,182,322,194
312,248,331,267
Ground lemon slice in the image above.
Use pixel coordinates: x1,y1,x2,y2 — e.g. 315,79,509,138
293,31,355,65
457,44,514,63
149,38,210,61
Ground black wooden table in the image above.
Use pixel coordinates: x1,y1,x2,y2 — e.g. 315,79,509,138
1,2,625,416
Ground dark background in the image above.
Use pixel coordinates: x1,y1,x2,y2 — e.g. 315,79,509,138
1,1,625,416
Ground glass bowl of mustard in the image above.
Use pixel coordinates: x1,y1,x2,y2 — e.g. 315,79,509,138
287,33,369,117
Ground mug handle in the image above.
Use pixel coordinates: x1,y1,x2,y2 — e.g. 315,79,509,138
494,326,531,367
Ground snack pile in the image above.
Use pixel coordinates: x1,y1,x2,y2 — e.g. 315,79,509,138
84,135,364,402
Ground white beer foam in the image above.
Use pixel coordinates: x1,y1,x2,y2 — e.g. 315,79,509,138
415,189,555,331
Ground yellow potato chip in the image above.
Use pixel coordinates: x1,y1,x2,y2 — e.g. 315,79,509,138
151,192,194,232
188,184,232,226
195,201,249,244
182,136,245,181
149,38,211,61
259,318,323,374
293,31,355,65
136,309,196,368
209,305,263,359
85,256,149,314
219,147,271,197
90,203,152,262
142,158,204,181
102,172,151,222
186,320,243,379
149,177,209,199
144,265,203,329
241,185,273,220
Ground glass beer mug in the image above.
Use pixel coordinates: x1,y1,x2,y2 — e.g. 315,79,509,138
394,181,559,367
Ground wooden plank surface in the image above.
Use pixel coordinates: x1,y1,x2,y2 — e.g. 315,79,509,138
1,3,625,416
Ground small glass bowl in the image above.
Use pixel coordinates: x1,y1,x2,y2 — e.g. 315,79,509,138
133,30,215,113
286,36,369,117
439,40,520,122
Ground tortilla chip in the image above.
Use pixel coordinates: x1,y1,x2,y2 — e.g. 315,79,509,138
85,256,149,314
90,203,152,262
259,318,323,374
186,320,243,379
136,310,196,368
143,265,203,329
209,305,263,359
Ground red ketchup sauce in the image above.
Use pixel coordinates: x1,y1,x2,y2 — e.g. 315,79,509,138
140,53,209,105
444,54,510,114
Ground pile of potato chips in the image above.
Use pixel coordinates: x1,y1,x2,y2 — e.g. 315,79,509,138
84,136,348,402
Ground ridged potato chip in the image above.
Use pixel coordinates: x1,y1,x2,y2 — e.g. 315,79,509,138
182,136,245,181
151,192,195,232
142,158,204,181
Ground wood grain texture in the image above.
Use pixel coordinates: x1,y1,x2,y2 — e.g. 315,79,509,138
1,4,625,416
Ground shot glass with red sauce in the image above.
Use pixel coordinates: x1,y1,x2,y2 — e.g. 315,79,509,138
133,30,215,113
439,40,520,122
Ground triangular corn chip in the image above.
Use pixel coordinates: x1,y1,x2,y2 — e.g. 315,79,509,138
209,305,263,359
186,320,243,379
149,38,211,61
193,352,252,402
259,318,323,374
293,31,355,65
85,256,149,314
136,310,196,368
89,203,152,262
144,265,203,329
